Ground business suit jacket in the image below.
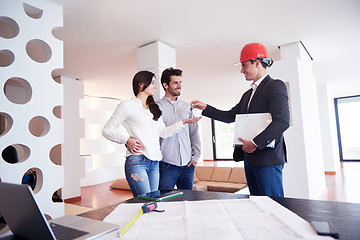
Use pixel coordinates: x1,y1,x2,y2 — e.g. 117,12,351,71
203,75,290,167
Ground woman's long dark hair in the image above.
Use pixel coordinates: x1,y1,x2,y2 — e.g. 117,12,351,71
132,71,161,121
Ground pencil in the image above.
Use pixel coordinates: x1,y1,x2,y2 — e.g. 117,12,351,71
158,192,183,201
119,209,143,237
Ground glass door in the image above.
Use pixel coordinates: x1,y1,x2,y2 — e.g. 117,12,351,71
334,95,360,161
211,119,235,160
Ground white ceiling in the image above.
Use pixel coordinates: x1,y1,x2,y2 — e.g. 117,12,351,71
52,0,360,100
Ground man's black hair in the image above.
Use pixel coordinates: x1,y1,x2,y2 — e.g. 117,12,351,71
249,58,272,69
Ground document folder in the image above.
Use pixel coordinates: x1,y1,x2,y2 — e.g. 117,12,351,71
234,113,272,145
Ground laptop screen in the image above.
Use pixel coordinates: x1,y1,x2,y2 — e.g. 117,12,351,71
0,182,56,239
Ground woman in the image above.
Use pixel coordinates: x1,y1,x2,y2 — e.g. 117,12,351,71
102,71,201,197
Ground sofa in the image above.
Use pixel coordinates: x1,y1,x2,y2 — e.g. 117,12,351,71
193,166,247,193
109,165,247,194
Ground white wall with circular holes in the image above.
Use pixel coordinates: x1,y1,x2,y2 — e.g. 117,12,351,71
0,0,64,218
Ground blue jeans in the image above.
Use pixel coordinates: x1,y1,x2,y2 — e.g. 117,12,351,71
159,162,195,190
124,155,159,197
244,156,284,197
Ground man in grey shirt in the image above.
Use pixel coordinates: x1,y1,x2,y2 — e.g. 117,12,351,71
157,68,201,190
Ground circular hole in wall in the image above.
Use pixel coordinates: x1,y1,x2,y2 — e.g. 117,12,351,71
0,16,20,39
23,3,43,19
52,188,63,203
22,167,42,193
26,39,52,63
13,144,31,163
4,77,32,104
52,106,61,119
51,69,62,83
29,116,50,137
50,144,61,165
52,26,63,41
0,112,13,136
1,144,30,164
0,49,15,67
1,145,18,164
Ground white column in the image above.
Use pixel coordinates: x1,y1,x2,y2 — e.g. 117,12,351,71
317,84,340,172
268,42,326,199
137,41,176,101
60,76,84,199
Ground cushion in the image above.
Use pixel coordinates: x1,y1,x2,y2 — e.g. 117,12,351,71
193,181,211,186
206,182,247,193
109,178,130,190
193,172,200,183
192,183,208,191
228,167,247,184
194,166,214,181
209,167,232,182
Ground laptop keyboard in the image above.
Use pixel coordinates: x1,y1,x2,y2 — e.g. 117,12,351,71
50,223,89,240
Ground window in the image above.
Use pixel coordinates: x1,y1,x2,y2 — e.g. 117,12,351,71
334,95,360,161
211,119,235,160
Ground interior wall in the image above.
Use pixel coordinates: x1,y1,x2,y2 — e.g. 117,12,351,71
0,0,64,218
80,96,125,187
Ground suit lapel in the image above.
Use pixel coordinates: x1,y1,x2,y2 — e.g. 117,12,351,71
243,89,253,113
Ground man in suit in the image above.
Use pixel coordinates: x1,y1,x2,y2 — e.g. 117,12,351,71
191,43,290,197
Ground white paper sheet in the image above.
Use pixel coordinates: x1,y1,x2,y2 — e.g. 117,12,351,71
234,113,273,146
99,197,332,240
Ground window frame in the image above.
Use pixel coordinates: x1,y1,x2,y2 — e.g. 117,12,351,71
334,95,360,162
211,119,234,161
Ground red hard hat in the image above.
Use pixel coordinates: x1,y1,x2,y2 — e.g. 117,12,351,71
239,43,269,63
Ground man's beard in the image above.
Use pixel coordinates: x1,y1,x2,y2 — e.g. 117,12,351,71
169,88,181,96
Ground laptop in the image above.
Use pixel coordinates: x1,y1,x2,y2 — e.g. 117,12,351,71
0,182,119,240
